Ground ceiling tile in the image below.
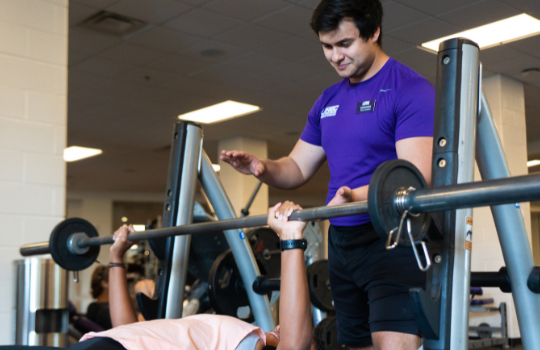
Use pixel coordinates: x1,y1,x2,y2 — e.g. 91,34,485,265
498,0,540,12
69,28,121,56
71,0,121,9
179,40,247,62
392,47,437,73
508,34,540,59
116,66,177,87
145,54,210,75
292,0,322,10
99,43,167,66
257,36,326,62
128,27,201,53
383,35,413,55
188,65,259,87
165,9,244,38
387,18,460,45
203,0,290,22
437,1,520,30
264,62,325,83
68,70,109,91
484,52,540,76
297,54,334,73
108,0,192,24
71,57,135,78
394,0,479,16
69,2,98,26
215,24,289,50
383,1,428,32
219,52,288,73
479,46,525,66
68,51,88,66
255,6,313,35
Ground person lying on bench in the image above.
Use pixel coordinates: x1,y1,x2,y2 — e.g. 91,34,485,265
79,201,313,350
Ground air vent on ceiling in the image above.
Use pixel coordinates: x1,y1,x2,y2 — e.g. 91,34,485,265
79,11,149,37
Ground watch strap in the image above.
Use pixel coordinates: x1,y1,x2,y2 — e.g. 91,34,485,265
280,239,307,251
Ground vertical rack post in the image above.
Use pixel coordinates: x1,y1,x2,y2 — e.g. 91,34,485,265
411,38,480,350
149,122,202,320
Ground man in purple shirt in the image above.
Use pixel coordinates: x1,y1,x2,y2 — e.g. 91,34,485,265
221,0,434,349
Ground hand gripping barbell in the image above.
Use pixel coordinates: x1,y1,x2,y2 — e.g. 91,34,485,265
20,159,540,272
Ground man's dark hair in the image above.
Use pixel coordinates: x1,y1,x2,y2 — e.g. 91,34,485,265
262,347,277,350
310,0,383,46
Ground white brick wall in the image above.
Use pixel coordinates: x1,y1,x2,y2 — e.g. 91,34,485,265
0,0,67,345
469,75,530,339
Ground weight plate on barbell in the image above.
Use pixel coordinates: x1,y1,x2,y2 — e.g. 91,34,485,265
314,316,349,350
49,218,100,271
249,227,281,279
207,249,271,323
307,260,334,312
368,159,430,246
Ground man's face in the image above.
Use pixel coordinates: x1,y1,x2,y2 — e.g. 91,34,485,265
318,18,380,81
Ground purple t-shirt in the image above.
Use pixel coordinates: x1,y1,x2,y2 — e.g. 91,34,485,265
300,58,435,226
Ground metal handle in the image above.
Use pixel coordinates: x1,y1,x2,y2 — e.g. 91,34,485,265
407,218,431,272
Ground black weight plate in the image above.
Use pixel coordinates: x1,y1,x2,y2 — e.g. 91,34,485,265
314,316,349,350
249,228,281,279
49,218,100,271
477,322,493,339
368,159,430,246
307,260,334,312
208,249,271,323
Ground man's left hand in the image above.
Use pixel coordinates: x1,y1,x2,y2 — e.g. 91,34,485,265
327,186,353,206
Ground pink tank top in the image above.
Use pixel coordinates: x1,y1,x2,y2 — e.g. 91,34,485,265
80,314,266,350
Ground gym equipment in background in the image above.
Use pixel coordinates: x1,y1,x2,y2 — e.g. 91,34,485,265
15,259,68,347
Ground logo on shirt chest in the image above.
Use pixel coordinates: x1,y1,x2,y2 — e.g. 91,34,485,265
321,105,339,118
357,100,376,113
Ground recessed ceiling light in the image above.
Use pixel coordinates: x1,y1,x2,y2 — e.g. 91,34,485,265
179,100,260,124
527,160,540,167
63,146,102,162
422,14,540,52
212,164,221,172
133,225,145,231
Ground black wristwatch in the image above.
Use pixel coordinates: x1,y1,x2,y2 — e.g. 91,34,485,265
280,239,308,251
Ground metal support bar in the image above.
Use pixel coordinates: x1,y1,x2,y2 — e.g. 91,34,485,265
164,123,202,319
476,92,540,349
198,150,275,332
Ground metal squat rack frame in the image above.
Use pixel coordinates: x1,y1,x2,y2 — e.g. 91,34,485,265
412,38,540,350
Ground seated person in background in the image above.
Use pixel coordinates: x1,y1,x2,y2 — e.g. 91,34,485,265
80,201,312,350
133,279,155,322
86,265,113,330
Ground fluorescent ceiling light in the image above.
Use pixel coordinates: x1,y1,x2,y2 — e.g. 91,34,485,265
178,100,260,124
212,164,221,172
63,146,102,162
422,14,540,52
133,225,145,231
527,160,540,167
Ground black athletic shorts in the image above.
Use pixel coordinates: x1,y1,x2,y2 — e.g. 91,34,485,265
328,222,426,347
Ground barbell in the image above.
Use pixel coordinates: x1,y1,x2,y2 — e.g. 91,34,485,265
20,159,540,272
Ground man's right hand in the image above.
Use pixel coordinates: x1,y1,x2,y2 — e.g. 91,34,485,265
220,150,265,176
